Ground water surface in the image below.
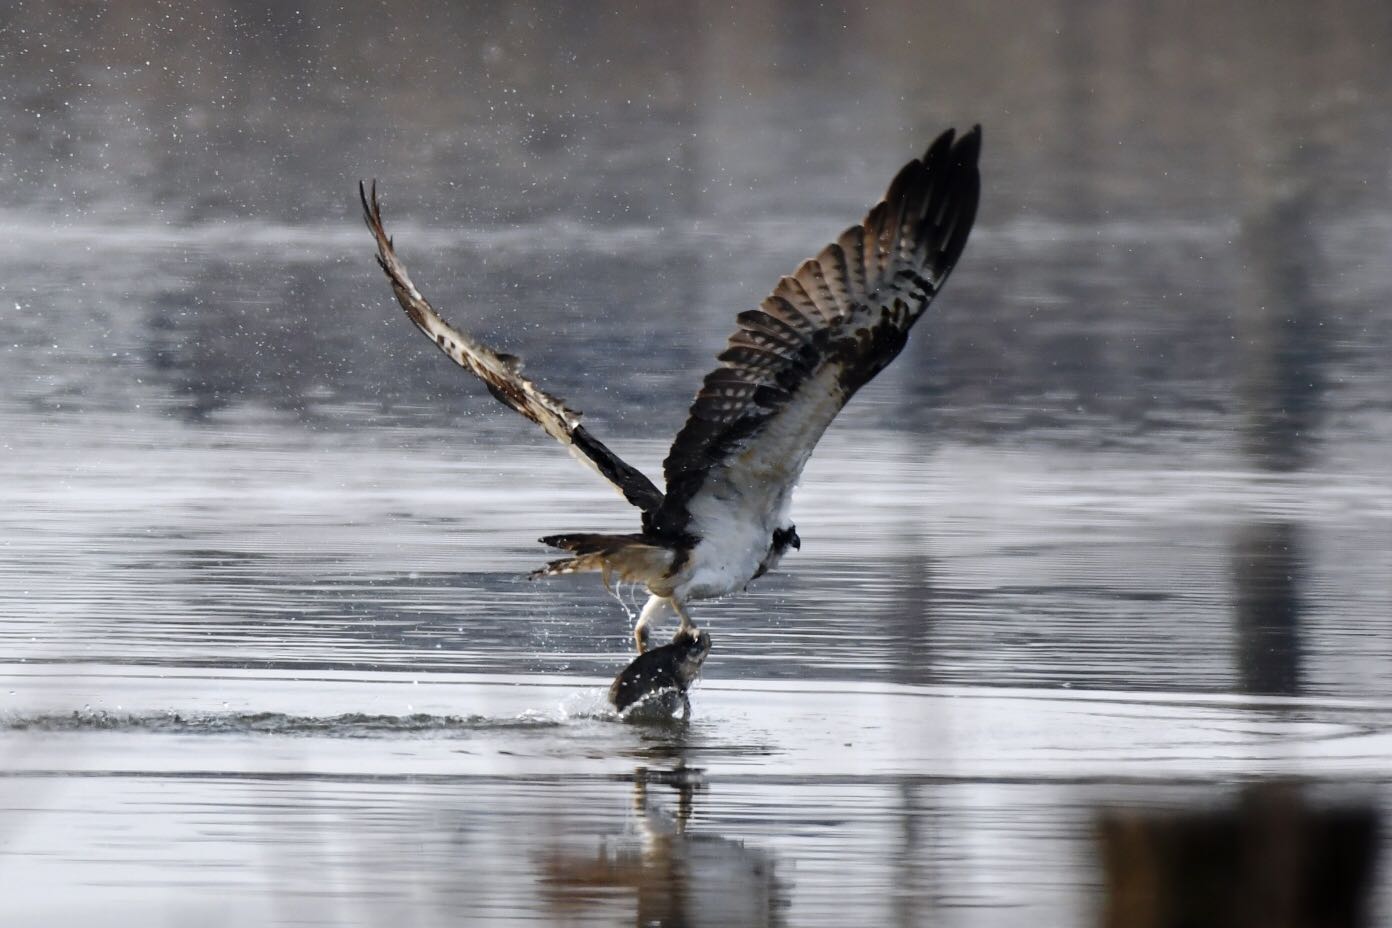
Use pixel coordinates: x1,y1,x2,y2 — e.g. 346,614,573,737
3,1,1392,925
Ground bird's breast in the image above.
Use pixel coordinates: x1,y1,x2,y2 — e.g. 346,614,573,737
673,496,788,601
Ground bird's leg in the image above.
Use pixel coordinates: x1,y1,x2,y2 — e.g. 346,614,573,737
633,594,671,654
672,600,698,639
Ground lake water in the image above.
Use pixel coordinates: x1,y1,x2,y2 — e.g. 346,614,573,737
3,2,1392,925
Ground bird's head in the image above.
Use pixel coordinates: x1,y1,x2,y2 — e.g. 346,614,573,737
750,525,801,584
772,525,801,556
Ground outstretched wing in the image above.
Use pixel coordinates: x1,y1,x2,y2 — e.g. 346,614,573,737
360,182,664,513
647,127,981,541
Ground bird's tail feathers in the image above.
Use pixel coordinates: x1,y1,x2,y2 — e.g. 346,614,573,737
528,533,676,588
528,551,612,581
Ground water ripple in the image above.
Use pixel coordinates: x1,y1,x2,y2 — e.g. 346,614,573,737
2,709,569,738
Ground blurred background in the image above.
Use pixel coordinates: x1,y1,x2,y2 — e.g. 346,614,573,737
2,1,1391,926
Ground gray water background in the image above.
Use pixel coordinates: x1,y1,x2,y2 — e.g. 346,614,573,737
2,1,1392,925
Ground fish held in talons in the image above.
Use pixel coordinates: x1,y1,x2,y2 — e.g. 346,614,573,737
609,629,712,717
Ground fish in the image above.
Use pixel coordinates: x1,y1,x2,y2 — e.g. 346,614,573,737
609,629,712,716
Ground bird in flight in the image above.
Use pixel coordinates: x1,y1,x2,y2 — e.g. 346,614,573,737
361,126,980,660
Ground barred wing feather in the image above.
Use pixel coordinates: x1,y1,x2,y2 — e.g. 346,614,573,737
360,182,665,514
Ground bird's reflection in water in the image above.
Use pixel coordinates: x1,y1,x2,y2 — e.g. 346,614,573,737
540,764,787,927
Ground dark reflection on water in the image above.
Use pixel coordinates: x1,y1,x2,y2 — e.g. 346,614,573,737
1098,783,1380,928
1233,521,1304,697
1229,173,1322,700
3,0,1392,925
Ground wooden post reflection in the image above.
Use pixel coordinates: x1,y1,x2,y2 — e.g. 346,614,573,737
1232,520,1302,695
1098,783,1378,928
1231,165,1326,697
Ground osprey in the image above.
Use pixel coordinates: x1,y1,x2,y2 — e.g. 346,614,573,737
361,126,980,655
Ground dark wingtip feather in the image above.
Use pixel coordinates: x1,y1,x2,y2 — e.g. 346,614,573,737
358,178,380,230
922,127,957,165
953,125,983,168
936,126,982,274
